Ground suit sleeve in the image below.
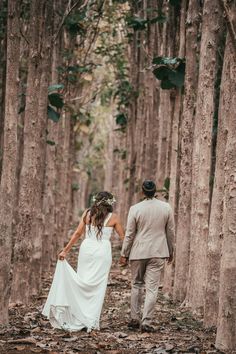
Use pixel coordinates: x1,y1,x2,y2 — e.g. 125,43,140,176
121,207,136,258
166,206,175,257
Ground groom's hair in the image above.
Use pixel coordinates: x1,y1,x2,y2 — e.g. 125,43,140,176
142,180,156,197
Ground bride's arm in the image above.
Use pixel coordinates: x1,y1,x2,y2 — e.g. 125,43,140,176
113,214,125,240
58,211,87,260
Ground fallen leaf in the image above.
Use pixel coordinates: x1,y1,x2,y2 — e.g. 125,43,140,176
126,334,142,341
62,336,78,342
164,343,174,351
114,331,128,338
139,332,151,339
13,345,26,351
8,337,37,344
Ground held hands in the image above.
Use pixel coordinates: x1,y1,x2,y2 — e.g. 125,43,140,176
119,256,128,267
167,253,173,264
58,250,67,261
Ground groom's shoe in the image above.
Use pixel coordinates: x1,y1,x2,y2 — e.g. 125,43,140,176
127,319,140,330
140,324,156,333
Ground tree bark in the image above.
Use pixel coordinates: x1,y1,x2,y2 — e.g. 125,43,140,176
173,0,201,302
42,0,62,272
186,0,223,312
215,24,236,352
0,0,7,178
163,1,186,296
204,35,228,327
0,0,20,323
11,0,53,303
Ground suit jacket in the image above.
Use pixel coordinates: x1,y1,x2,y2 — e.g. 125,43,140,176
121,198,175,260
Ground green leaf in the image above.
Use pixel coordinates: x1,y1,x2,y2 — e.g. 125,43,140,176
152,56,181,65
116,113,127,126
164,177,170,191
161,79,175,90
46,139,56,146
152,56,164,65
47,106,60,122
168,69,185,88
126,16,147,31
169,0,181,6
18,105,25,114
48,93,64,109
72,183,80,191
48,84,64,92
153,66,171,80
148,14,167,24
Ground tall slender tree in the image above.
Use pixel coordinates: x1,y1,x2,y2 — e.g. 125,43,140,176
0,0,20,323
11,0,53,303
186,0,223,312
173,0,201,302
216,14,236,350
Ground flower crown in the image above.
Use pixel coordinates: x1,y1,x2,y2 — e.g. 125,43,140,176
92,194,116,206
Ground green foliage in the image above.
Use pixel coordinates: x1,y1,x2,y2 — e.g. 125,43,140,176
152,57,182,65
72,183,80,191
64,10,87,37
113,148,127,160
115,113,127,126
115,80,133,107
47,84,64,122
157,177,170,200
152,57,185,89
112,0,128,3
48,84,64,92
77,110,93,126
169,0,181,7
164,177,170,191
96,29,132,131
47,106,60,122
46,140,56,146
48,93,64,109
100,86,114,106
126,16,147,31
126,11,167,32
57,63,94,85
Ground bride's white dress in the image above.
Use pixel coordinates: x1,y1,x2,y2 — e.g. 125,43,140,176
42,213,113,332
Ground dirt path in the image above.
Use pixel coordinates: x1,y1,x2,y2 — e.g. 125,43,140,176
0,242,221,354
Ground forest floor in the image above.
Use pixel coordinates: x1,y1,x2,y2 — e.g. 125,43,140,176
0,240,225,354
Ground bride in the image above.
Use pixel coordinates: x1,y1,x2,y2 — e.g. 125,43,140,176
42,191,125,332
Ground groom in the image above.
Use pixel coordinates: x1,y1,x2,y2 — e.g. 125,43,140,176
120,180,174,332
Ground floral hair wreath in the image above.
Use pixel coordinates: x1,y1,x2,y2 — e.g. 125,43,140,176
92,194,116,206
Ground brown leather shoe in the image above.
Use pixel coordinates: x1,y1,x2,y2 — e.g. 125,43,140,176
140,324,156,333
128,319,140,329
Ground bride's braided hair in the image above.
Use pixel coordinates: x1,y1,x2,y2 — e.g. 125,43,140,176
83,191,115,238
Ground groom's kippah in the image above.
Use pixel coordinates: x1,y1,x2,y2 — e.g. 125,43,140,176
142,180,156,192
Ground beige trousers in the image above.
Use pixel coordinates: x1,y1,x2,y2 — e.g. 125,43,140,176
130,258,165,326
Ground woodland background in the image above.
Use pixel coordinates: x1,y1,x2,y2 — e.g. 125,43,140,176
0,0,235,352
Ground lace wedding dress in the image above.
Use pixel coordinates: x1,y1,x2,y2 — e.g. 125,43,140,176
42,213,113,332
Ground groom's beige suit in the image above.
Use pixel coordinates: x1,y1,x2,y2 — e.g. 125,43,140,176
121,198,174,326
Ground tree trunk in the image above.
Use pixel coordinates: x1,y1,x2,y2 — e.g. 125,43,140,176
42,1,62,272
186,0,223,312
215,24,236,352
0,0,7,178
0,0,20,323
163,1,186,296
204,35,227,327
11,0,53,303
29,0,53,295
173,0,201,302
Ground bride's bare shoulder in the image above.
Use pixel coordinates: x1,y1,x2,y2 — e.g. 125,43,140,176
110,212,121,223
81,209,90,225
